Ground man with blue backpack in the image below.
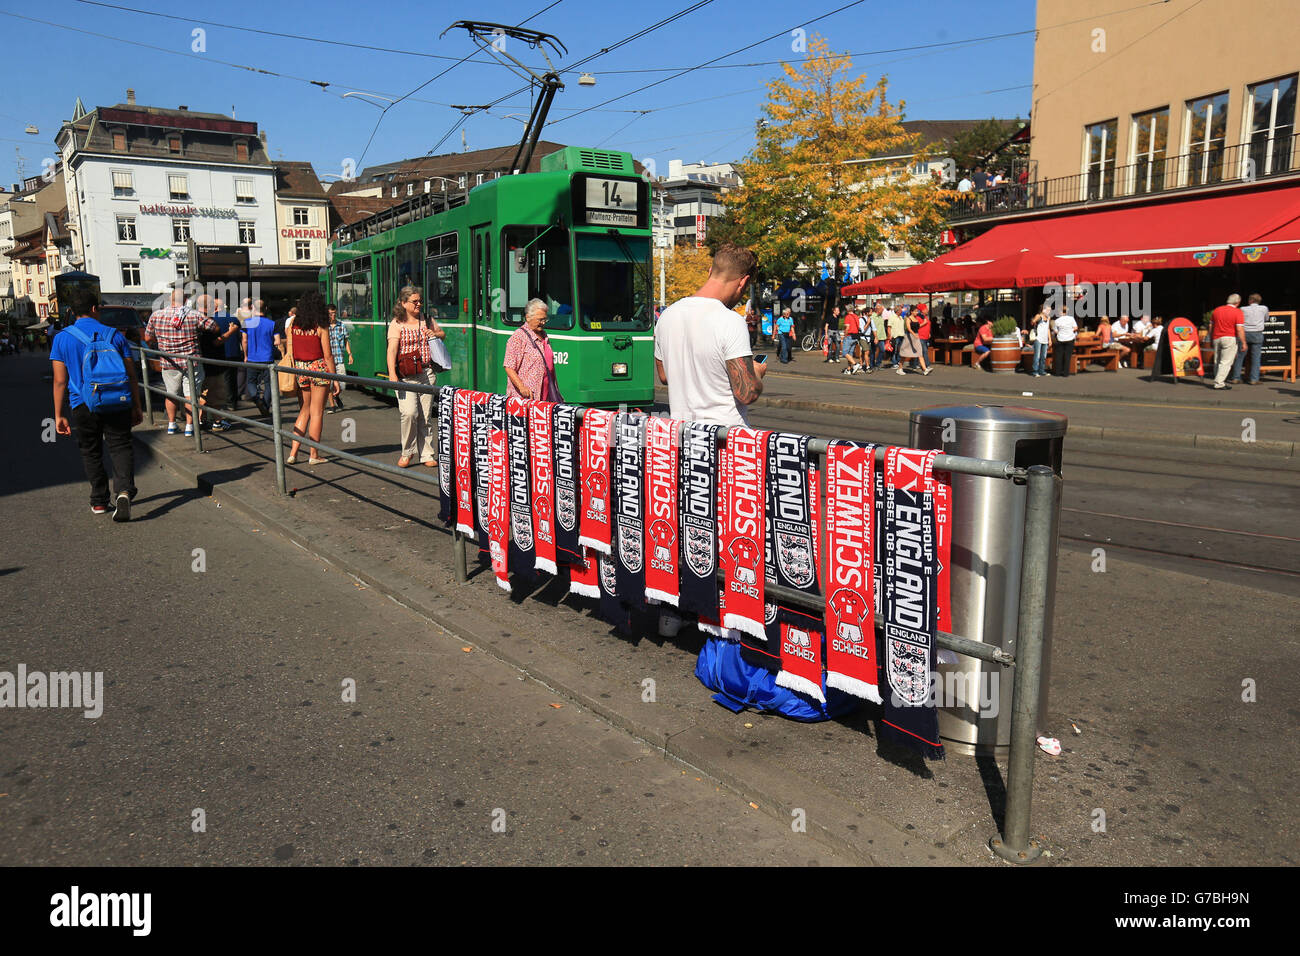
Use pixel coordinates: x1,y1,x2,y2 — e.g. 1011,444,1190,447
50,284,143,521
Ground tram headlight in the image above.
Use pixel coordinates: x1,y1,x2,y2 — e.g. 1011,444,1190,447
611,362,628,376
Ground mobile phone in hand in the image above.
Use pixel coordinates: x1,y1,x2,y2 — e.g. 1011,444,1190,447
753,354,768,364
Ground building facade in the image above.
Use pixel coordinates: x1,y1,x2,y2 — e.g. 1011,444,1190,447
56,92,280,309
273,162,330,268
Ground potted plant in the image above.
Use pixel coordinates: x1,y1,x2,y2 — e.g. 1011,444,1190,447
989,316,1022,373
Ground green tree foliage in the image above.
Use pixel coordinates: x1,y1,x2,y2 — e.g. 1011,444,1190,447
949,118,1024,174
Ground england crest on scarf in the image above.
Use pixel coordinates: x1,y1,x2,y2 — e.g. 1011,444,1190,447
437,386,456,526
597,551,631,632
579,407,615,554
678,422,722,620
613,413,647,608
505,396,535,584
644,417,682,606
552,404,582,566
879,446,945,760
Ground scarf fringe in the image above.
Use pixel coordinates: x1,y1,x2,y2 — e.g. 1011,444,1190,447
456,522,476,539
697,620,727,638
826,670,883,704
569,582,599,598
535,557,558,575
776,670,827,704
645,588,679,606
578,536,611,555
723,613,765,642
496,576,512,593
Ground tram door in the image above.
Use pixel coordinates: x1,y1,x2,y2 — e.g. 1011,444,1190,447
376,249,396,371
471,225,494,392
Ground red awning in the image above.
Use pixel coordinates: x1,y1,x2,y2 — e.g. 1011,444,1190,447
945,184,1300,269
947,250,1143,289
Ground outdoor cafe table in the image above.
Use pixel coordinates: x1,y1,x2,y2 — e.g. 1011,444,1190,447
932,336,971,365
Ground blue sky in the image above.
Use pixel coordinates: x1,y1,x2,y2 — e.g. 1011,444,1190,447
1,0,1036,187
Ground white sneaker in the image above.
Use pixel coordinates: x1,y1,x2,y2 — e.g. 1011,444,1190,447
895,367,906,376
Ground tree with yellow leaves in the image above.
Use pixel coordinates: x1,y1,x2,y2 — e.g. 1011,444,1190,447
725,35,952,280
654,244,715,307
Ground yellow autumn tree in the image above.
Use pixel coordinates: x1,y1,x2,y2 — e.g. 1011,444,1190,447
725,35,953,278
654,244,715,306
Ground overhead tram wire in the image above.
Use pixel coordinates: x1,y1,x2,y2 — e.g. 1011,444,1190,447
356,0,566,167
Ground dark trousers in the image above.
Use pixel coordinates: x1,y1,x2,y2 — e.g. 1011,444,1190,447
777,333,792,363
1053,340,1074,376
71,404,136,507
223,366,241,407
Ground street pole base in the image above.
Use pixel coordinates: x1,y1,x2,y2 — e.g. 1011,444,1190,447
989,835,1045,864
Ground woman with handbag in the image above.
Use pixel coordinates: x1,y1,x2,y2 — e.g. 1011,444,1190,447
503,298,563,402
895,315,933,376
386,284,444,468
285,293,336,465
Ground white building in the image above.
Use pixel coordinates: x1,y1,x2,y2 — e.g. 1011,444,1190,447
56,92,280,309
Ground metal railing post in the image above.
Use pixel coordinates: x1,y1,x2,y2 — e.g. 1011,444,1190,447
186,356,203,453
139,348,154,425
269,361,287,496
990,464,1059,864
453,530,468,583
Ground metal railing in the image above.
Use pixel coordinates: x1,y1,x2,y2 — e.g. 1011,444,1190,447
451,408,1060,864
135,345,442,498
948,131,1300,223
135,346,1058,864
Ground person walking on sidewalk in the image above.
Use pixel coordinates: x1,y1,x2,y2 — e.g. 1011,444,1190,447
285,291,337,465
654,243,765,426
242,303,280,415
840,305,863,375
327,305,352,413
822,305,842,363
386,285,443,468
1209,293,1245,390
775,307,795,363
1231,293,1268,385
50,283,143,521
144,287,220,437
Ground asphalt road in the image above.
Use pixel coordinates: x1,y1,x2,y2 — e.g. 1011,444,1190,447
0,353,844,866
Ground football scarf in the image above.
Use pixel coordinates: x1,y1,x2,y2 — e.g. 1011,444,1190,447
764,433,820,618
934,469,952,635
552,404,582,566
739,602,779,670
568,546,600,599
774,609,828,704
505,397,535,584
720,426,770,641
644,416,682,606
437,386,455,526
879,447,945,760
579,407,615,555
452,388,475,536
679,422,722,621
486,395,510,592
528,401,558,575
471,392,492,551
613,413,647,609
823,441,881,703
597,551,631,632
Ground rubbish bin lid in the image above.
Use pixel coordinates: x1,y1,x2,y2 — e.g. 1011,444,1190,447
910,404,1068,437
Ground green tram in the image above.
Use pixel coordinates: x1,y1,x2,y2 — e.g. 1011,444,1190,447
322,146,654,406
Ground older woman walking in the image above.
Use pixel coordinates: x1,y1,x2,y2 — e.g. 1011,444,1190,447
503,298,562,401
386,284,444,468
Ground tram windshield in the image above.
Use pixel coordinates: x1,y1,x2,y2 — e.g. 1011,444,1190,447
575,234,651,332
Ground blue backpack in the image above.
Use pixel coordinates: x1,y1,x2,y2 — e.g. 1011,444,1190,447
64,325,132,413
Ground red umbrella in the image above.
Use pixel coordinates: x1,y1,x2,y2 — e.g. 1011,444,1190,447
950,250,1143,289
841,257,966,295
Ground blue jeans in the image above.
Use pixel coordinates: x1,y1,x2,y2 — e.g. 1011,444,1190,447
1231,330,1264,383
841,334,858,359
777,333,792,363
246,365,272,407
1032,341,1049,375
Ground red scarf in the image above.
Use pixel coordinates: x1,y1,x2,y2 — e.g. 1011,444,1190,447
774,615,826,703
487,396,510,592
644,416,682,605
528,401,558,574
935,468,952,635
568,546,600,598
453,389,475,536
719,426,769,641
823,441,881,702
578,407,615,554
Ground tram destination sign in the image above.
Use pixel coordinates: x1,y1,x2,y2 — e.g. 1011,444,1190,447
575,174,648,229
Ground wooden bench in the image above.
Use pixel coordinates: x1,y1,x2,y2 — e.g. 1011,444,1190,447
1072,346,1120,372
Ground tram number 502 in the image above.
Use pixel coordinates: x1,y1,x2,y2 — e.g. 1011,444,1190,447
553,351,569,365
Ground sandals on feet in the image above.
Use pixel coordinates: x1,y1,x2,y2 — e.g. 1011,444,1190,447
397,456,412,468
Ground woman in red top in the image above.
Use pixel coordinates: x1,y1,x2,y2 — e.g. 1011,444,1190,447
285,291,336,465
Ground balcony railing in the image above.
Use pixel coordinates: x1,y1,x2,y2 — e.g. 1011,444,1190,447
948,132,1300,223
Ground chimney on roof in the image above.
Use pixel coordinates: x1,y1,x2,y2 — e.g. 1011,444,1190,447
126,88,136,105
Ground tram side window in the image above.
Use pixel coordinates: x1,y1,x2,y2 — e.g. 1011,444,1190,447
396,241,423,296
426,255,458,322
502,226,575,331
334,270,352,321
355,267,372,322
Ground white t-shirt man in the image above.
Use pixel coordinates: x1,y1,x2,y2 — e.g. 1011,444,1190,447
957,177,973,193
654,296,754,426
1053,314,1077,342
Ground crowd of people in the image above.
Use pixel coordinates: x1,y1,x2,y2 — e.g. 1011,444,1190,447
749,299,936,376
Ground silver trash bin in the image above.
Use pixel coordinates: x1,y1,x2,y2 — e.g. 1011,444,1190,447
909,405,1066,756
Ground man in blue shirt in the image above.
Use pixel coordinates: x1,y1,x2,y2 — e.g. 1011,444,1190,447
213,298,245,412
241,299,280,415
51,284,143,520
775,307,795,363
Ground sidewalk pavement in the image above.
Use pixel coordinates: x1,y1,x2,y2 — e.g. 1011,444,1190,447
133,397,1300,866
747,340,1300,455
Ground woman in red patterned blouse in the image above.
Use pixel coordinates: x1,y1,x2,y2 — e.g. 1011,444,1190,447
385,285,444,468
503,298,561,402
